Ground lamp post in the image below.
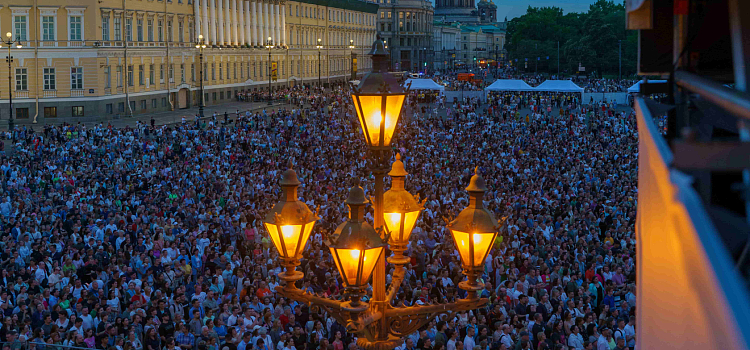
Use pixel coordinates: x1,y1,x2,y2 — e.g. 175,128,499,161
2,32,21,131
316,38,323,88
349,39,356,81
265,37,273,106
195,35,207,118
265,36,506,350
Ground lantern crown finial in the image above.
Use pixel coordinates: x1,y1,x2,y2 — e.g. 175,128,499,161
281,160,301,186
347,181,368,206
466,166,488,193
389,153,408,178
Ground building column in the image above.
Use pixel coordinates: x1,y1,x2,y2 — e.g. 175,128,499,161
281,7,286,46
210,0,218,44
232,0,239,45
263,3,273,40
224,0,231,45
217,0,225,45
244,1,251,45
258,1,265,45
250,1,257,46
202,0,210,42
194,0,202,41
238,0,245,45
269,4,281,45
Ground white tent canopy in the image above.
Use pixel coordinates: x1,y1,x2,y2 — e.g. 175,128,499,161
627,79,668,93
484,79,536,92
405,79,445,91
534,80,584,93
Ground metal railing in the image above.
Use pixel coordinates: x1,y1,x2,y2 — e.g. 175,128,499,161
42,90,57,98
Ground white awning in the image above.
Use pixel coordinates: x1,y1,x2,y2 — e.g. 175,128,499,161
484,79,535,92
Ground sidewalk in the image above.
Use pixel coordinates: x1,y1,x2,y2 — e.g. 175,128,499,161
6,100,295,130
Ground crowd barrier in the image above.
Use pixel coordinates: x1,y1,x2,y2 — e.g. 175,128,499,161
583,92,630,105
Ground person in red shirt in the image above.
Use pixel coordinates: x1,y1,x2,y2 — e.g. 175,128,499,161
256,281,272,299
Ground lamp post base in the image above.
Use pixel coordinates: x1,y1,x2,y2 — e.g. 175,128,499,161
8,119,14,132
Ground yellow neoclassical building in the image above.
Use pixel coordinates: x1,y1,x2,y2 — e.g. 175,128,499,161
0,0,377,121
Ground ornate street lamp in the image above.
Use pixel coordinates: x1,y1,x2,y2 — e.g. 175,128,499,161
2,32,22,131
446,167,506,299
265,36,504,350
264,161,319,286
266,37,274,106
316,39,323,88
327,180,387,309
195,35,207,118
383,153,423,264
349,39,356,81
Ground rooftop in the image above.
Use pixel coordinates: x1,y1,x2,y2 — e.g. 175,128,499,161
296,0,379,14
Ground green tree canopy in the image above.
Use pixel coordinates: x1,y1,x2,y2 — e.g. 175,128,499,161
506,0,637,78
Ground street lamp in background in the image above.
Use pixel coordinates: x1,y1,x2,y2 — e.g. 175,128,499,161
316,38,324,88
195,35,207,117
349,39,356,81
265,35,506,350
2,32,22,131
265,37,274,106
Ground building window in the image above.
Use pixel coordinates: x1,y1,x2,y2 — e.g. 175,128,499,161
71,67,83,89
211,63,215,80
220,91,224,100
16,108,29,119
114,17,121,41
15,68,27,91
72,106,84,117
188,22,193,42
167,20,173,42
130,101,136,111
44,107,57,118
180,64,185,83
191,64,195,81
148,19,154,41
44,16,56,41
141,100,147,110
160,64,164,82
125,18,132,41
137,19,144,41
212,92,216,100
105,66,111,88
43,68,56,90
169,64,174,82
149,64,155,85
118,102,125,112
158,20,164,42
128,65,134,86
161,97,167,107
219,63,223,79
152,99,157,108
14,16,27,41
117,66,123,87
70,16,82,41
178,21,184,42
139,65,145,85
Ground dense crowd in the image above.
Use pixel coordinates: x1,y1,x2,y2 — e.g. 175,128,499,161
0,82,637,350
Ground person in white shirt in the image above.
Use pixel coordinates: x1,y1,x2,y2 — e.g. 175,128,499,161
446,331,458,350
567,325,584,350
499,325,514,350
463,326,476,350
596,329,612,350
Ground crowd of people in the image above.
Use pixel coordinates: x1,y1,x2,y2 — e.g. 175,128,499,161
0,77,637,350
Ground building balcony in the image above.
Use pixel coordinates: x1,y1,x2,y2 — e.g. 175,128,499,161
104,87,112,95
14,90,29,99
71,89,85,97
42,90,57,98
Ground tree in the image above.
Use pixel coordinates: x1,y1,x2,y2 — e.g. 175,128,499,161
506,0,637,77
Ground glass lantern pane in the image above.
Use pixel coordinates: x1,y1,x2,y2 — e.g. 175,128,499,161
329,247,383,286
279,224,303,258
384,210,420,243
353,95,385,147
264,222,285,256
384,94,406,146
297,221,315,258
451,230,495,266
